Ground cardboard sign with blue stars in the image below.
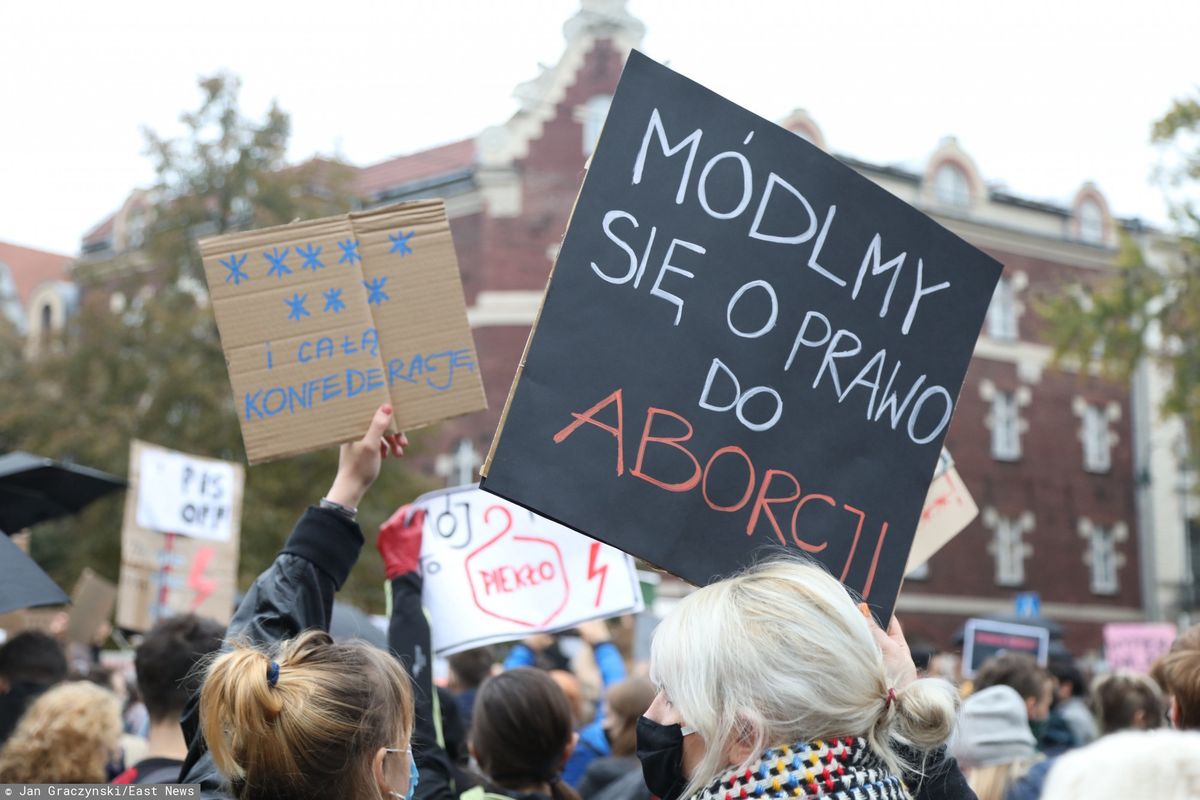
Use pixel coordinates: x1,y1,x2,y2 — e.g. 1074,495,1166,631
199,200,486,463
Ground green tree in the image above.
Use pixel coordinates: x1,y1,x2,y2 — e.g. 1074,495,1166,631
1042,92,1200,461
0,74,435,615
142,72,359,284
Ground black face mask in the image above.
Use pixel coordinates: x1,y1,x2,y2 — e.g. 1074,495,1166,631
636,716,692,800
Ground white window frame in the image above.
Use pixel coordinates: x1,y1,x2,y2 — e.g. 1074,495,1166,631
987,276,1018,340
991,391,1022,461
1079,199,1104,244
934,163,971,208
1082,403,1113,473
1087,525,1120,594
993,516,1028,586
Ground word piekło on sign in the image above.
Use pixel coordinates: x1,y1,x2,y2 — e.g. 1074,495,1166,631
412,485,644,655
199,201,486,463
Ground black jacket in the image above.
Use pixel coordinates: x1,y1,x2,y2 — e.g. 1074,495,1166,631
175,505,972,800
177,506,459,800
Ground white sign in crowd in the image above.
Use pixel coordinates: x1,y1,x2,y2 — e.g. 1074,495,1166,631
412,485,644,655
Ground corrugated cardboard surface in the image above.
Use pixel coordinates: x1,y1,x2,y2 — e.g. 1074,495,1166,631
116,440,243,631
904,465,978,575
200,200,486,464
66,567,118,644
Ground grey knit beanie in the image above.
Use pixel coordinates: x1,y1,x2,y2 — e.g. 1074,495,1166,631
951,684,1038,768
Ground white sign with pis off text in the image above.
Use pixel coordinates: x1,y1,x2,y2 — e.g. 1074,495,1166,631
136,447,237,541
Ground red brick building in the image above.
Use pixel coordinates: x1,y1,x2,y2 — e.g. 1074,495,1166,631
77,0,1186,657
348,3,1151,655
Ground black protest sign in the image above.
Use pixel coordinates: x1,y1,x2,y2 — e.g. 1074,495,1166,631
961,619,1050,677
481,51,1002,623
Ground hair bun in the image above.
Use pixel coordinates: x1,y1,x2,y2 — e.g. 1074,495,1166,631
886,678,958,750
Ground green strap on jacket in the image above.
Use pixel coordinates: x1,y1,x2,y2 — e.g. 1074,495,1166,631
460,787,515,800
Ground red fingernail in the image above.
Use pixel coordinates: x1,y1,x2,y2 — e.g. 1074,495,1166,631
382,404,393,414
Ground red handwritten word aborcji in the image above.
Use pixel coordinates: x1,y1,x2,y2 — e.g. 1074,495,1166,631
552,388,891,598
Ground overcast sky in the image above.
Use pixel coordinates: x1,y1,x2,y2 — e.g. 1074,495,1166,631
2,0,1195,255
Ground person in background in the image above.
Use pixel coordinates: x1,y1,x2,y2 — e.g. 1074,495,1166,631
950,685,1041,800
124,684,150,739
972,653,1072,754
381,504,591,800
506,634,572,672
0,681,123,783
639,560,970,800
1006,669,1166,800
505,621,627,786
1049,661,1097,745
469,668,582,800
1091,671,1164,734
0,630,68,748
448,646,496,730
577,676,655,800
82,663,149,767
112,613,225,785
1040,729,1200,798
1159,638,1200,731
178,404,421,800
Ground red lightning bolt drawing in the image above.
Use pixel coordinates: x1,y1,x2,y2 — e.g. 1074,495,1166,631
587,542,608,608
188,547,218,610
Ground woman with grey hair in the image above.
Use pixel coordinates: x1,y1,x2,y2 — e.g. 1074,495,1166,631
636,559,972,800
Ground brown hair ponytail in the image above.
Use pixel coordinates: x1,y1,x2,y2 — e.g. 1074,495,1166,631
471,668,580,800
200,630,413,800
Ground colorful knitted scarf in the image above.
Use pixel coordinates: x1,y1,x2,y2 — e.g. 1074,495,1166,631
690,736,908,800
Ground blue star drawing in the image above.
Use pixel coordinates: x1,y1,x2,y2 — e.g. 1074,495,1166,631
337,239,362,265
388,230,414,257
363,276,390,305
297,243,325,272
220,253,249,285
322,287,346,314
265,246,293,278
284,292,310,321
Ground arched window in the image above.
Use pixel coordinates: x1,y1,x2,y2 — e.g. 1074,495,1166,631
933,163,971,208
127,209,146,250
1078,199,1104,244
40,302,53,344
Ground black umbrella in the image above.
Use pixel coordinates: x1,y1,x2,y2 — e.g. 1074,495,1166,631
0,532,69,614
0,451,126,533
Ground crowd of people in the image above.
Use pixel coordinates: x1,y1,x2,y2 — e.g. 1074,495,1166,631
1,404,1199,799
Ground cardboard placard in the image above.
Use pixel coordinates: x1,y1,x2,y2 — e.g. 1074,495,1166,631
1103,623,1177,673
66,568,119,645
905,450,978,575
199,201,487,464
961,618,1049,678
410,485,644,655
0,608,63,636
117,440,244,631
481,51,1002,623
